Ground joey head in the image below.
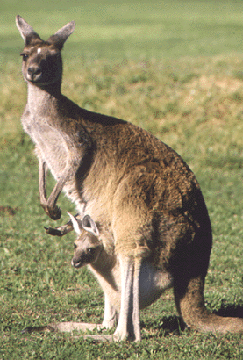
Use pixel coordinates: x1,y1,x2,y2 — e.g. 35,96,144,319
68,213,103,269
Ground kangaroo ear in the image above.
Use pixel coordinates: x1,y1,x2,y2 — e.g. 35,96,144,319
47,21,75,50
82,215,99,237
68,212,82,235
16,15,40,45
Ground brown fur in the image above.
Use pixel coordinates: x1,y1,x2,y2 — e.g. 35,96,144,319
17,16,243,341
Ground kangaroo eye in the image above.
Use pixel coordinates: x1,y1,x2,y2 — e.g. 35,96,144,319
88,248,96,255
74,243,77,249
20,53,29,61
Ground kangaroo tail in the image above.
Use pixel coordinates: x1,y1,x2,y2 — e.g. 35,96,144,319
174,275,243,334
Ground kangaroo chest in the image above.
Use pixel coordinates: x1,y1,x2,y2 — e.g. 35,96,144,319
22,111,68,180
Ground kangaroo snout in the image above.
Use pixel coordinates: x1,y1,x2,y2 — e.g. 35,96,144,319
71,255,83,269
72,246,102,269
27,66,42,81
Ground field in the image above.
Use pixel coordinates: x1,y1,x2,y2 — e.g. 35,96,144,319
1,0,243,359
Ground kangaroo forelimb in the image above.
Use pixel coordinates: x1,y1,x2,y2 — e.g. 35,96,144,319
45,214,80,236
38,158,64,220
38,158,47,204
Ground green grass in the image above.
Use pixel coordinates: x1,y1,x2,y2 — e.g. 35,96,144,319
1,1,243,359
2,0,243,60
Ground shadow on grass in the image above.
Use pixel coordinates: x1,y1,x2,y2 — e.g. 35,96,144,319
141,315,186,336
142,304,243,336
158,316,186,335
213,304,243,318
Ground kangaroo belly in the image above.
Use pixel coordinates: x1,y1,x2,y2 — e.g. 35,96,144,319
89,261,173,313
139,262,174,309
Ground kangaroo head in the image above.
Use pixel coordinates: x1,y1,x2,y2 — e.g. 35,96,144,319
16,15,75,85
68,213,103,269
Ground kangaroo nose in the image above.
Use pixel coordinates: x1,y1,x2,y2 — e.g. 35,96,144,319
71,257,82,268
28,67,41,76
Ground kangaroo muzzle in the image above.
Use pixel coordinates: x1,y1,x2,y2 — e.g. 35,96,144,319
71,256,83,269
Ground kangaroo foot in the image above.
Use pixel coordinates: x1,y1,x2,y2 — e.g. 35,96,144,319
22,322,103,335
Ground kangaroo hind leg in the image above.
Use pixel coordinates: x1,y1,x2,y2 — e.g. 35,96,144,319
174,273,243,334
114,251,145,342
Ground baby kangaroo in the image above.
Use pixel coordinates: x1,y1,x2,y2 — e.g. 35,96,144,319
17,16,243,341
24,213,173,341
23,214,117,340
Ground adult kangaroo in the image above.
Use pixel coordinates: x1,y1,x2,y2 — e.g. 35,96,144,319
16,16,243,341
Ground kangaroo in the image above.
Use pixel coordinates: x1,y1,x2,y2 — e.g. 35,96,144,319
23,214,117,340
17,16,243,341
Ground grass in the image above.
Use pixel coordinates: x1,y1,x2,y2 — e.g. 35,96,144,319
1,0,243,359
2,0,243,60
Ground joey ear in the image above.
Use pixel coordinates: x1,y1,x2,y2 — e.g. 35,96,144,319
68,212,82,235
82,215,99,237
16,15,40,44
47,21,75,50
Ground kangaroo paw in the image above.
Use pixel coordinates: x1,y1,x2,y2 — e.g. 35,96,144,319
41,204,61,220
45,226,63,236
